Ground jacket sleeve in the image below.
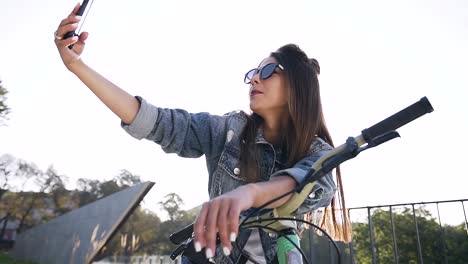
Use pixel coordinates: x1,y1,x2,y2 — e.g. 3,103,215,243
121,96,228,158
270,138,337,214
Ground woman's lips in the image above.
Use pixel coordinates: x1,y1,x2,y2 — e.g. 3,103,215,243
250,90,263,96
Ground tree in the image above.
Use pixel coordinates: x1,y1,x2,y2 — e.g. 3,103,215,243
0,154,40,200
444,224,468,263
114,169,142,188
76,170,142,206
38,166,71,217
0,155,148,243
98,169,142,198
96,192,198,258
16,165,69,232
0,155,16,200
351,208,468,263
76,178,101,206
155,193,198,254
0,79,10,126
159,193,184,222
96,207,162,259
0,155,74,234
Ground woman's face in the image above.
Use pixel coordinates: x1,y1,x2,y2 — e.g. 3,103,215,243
248,57,288,119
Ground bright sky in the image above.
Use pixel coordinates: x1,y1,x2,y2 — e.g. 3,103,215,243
1,0,467,224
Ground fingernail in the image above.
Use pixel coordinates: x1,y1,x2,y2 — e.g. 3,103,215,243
194,241,201,252
205,248,213,259
75,16,82,20
230,232,237,242
223,246,231,256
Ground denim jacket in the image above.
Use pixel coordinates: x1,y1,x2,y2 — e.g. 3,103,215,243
122,96,337,263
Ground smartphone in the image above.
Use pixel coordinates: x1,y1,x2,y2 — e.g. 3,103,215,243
64,0,93,48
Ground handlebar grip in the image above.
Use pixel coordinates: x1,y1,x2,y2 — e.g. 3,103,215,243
362,96,433,142
169,223,194,245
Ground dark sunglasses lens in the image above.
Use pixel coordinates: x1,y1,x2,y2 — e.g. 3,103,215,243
260,63,277,80
244,69,257,84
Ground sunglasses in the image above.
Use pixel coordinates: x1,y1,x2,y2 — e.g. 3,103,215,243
244,63,284,84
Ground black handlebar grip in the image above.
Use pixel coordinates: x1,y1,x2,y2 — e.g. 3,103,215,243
169,223,194,245
362,96,433,141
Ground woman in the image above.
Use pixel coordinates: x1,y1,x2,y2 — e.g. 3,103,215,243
54,5,351,263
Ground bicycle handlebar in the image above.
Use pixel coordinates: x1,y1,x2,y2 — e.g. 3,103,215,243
362,96,433,142
170,223,194,245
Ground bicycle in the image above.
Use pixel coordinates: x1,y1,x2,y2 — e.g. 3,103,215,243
169,97,434,264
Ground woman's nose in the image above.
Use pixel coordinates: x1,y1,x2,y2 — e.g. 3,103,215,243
251,71,261,84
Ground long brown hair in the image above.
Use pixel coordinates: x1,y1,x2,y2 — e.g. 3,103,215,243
239,44,351,242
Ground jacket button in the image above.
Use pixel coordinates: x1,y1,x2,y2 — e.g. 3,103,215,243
234,168,240,175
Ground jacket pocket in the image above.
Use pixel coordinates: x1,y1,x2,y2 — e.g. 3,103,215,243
214,145,247,196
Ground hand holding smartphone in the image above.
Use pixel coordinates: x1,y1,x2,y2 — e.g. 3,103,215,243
64,0,93,49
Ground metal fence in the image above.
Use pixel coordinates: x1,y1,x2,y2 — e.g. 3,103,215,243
339,198,468,264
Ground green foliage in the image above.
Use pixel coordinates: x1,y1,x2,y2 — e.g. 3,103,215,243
159,192,184,221
351,208,468,263
0,157,67,232
96,207,162,258
152,209,197,255
0,154,41,199
0,79,9,126
0,252,37,264
114,169,142,188
0,156,144,234
96,194,197,259
445,224,468,263
300,229,351,263
76,169,142,206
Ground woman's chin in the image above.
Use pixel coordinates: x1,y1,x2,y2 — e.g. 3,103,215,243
249,106,265,117
249,103,259,113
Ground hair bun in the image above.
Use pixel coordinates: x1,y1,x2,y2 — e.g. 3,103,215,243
308,58,320,75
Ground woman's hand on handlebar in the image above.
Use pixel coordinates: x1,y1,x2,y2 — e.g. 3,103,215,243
193,184,256,259
192,176,296,259
54,3,88,70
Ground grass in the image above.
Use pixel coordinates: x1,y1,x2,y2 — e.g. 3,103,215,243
0,252,37,264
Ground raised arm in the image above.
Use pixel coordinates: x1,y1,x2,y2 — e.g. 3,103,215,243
54,4,140,124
